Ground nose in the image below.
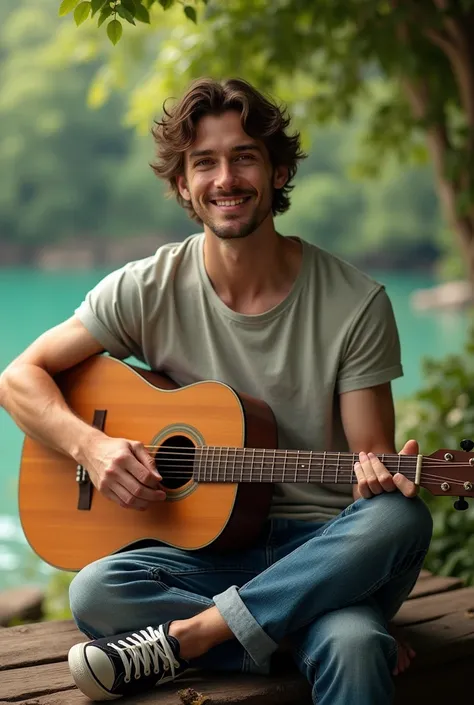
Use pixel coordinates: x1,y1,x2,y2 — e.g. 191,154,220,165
214,161,238,191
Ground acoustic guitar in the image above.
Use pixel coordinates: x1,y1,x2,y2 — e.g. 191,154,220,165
18,354,474,572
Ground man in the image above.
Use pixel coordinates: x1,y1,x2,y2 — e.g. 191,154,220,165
0,78,432,704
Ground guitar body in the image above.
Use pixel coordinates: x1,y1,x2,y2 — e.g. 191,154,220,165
18,356,277,572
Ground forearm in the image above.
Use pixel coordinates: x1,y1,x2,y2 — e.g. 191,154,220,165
0,363,104,462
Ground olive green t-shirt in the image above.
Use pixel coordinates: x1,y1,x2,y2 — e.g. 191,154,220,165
74,233,403,522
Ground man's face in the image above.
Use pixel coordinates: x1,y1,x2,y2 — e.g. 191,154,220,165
177,111,287,240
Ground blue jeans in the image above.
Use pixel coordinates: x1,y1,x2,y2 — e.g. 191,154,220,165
69,492,433,705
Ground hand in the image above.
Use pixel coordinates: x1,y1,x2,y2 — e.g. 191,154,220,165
79,434,166,510
354,439,419,499
388,623,416,676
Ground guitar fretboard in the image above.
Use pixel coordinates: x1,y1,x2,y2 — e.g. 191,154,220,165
192,447,419,483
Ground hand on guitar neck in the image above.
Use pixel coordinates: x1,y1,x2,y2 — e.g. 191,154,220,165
353,439,420,500
76,435,166,511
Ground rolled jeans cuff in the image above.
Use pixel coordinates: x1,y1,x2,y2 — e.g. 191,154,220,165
213,585,278,670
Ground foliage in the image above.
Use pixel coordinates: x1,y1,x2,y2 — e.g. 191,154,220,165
52,0,474,281
1,0,453,271
395,323,474,585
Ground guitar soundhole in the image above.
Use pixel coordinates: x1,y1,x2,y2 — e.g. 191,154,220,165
155,435,195,489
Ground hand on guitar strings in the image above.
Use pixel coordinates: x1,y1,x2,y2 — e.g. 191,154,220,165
353,439,419,500
79,435,166,510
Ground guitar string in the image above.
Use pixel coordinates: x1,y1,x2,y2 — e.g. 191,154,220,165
141,445,469,464
129,468,469,485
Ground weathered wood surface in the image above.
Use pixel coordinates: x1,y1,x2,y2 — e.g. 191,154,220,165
1,571,474,705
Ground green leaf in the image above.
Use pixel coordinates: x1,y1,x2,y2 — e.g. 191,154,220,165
134,1,150,23
184,5,197,23
159,0,173,9
74,1,91,26
117,5,136,24
98,5,113,26
58,0,80,16
107,18,123,44
90,0,107,16
121,0,137,14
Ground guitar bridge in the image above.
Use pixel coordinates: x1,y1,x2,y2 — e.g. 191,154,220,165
76,409,107,511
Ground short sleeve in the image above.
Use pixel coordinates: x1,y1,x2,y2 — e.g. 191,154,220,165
337,287,403,394
74,266,142,360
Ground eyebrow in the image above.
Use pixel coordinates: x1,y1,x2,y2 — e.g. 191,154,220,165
189,144,261,159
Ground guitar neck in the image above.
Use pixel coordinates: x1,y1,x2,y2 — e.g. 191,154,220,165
193,447,420,484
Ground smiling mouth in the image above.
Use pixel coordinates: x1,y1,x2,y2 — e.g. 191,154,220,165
209,196,252,208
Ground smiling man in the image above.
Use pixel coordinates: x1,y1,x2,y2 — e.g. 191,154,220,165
0,78,432,705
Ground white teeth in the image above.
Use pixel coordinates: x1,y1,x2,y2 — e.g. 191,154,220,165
215,198,246,207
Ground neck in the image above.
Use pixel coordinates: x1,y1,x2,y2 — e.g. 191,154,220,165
192,447,420,484
202,221,302,314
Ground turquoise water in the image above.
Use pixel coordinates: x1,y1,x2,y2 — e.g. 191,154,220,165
0,268,469,589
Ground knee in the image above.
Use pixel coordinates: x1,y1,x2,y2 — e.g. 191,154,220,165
69,555,132,636
319,608,396,670
365,492,433,551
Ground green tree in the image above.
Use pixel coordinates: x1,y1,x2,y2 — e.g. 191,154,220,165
56,0,474,283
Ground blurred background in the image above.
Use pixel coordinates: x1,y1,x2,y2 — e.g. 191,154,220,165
1,0,474,622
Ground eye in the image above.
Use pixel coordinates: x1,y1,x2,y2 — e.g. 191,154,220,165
235,154,255,162
194,159,213,168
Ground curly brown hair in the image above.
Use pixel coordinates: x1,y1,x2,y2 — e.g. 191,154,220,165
150,77,306,223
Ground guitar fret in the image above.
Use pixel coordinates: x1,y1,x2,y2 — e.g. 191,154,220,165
218,446,222,482
282,451,287,482
295,450,299,482
251,448,255,483
335,452,340,483
321,452,326,483
260,450,264,483
307,452,312,483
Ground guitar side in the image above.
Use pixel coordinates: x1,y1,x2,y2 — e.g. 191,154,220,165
18,355,276,572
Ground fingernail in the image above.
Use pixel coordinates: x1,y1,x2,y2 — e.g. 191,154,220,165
359,452,367,460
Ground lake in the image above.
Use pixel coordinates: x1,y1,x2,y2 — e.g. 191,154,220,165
0,267,469,591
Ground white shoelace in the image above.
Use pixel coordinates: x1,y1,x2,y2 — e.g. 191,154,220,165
108,625,181,684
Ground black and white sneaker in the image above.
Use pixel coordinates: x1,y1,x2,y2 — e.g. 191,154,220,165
68,622,189,701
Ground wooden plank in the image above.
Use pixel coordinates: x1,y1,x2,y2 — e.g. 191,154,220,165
0,661,74,701
0,620,86,670
396,610,474,669
0,671,312,705
394,586,474,626
407,574,464,600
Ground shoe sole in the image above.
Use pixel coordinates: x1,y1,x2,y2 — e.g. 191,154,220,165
68,643,120,701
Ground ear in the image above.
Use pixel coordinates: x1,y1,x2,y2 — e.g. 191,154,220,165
176,174,191,202
273,165,289,190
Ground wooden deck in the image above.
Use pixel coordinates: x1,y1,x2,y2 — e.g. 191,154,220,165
1,569,474,704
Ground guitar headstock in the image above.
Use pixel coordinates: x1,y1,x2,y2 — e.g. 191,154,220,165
423,444,474,509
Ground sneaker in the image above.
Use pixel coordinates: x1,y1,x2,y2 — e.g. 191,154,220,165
68,622,189,701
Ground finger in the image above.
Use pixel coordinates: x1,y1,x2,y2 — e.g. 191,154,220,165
399,439,419,456
103,485,148,512
367,452,396,492
128,442,163,488
358,452,384,495
118,471,166,504
354,461,373,499
393,473,419,498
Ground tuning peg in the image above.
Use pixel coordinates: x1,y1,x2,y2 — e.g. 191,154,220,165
460,439,474,452
454,496,469,511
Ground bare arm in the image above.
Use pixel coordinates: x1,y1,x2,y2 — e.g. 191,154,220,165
0,316,107,460
0,316,165,510
340,383,417,500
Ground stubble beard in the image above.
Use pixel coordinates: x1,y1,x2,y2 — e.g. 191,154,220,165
193,197,273,241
